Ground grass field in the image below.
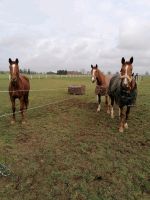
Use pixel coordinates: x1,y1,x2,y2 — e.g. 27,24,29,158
0,75,150,200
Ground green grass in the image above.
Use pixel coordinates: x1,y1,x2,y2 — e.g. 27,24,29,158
0,75,150,200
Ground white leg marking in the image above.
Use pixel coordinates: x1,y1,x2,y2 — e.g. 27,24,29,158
119,127,124,133
97,104,101,112
124,123,128,129
111,107,114,118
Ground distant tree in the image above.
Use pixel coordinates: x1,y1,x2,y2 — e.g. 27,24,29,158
23,69,27,74
107,71,112,75
0,71,5,74
80,69,86,74
47,71,56,74
27,69,31,74
145,71,149,76
57,70,67,75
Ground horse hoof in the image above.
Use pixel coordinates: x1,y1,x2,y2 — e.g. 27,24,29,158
107,110,110,114
111,114,114,119
124,123,128,129
22,121,26,125
119,127,124,133
11,120,15,125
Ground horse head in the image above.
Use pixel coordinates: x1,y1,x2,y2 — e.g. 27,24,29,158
9,58,20,85
91,64,99,83
120,57,133,90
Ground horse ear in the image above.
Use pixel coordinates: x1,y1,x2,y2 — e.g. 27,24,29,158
130,57,133,64
15,58,19,64
91,65,93,69
121,57,125,64
9,58,12,64
96,64,98,68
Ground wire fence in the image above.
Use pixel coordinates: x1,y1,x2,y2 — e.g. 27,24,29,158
0,97,74,119
0,75,146,120
0,74,91,80
0,88,67,93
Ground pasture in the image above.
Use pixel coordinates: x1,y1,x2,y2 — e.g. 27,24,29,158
0,75,150,200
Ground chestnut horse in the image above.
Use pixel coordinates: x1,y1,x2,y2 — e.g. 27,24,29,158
108,57,137,132
8,58,30,124
91,64,110,112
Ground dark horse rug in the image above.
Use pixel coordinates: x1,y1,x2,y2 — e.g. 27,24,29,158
108,75,137,107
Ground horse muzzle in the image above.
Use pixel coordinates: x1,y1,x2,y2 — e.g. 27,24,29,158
11,78,18,85
91,77,96,83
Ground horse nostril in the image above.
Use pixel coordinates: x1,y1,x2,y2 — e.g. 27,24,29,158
122,83,129,88
11,77,17,82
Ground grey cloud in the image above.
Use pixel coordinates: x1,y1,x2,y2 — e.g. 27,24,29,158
0,0,150,74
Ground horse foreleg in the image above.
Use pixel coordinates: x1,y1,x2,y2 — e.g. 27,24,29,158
11,98,16,124
124,106,130,129
24,92,29,109
110,96,114,118
20,97,25,124
97,94,101,112
119,106,125,133
105,95,110,114
119,107,121,118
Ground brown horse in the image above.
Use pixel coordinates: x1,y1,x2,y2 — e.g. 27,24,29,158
108,57,137,132
91,64,110,112
8,58,30,124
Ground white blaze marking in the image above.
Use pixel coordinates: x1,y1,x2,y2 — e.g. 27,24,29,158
124,123,128,129
97,104,101,112
92,69,96,81
12,64,16,73
124,65,128,85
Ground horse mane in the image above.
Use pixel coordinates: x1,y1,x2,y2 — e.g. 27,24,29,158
97,69,108,86
20,75,29,82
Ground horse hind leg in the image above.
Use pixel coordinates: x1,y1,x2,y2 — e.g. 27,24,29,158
119,106,125,133
11,98,16,124
105,95,110,114
24,93,29,109
124,106,130,129
20,97,26,124
97,94,101,112
109,96,114,118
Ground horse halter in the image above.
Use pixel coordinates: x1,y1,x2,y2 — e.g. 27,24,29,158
120,74,132,83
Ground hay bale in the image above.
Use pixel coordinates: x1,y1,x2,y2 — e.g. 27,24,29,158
68,85,85,95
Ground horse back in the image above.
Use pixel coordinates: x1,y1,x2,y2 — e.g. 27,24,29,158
108,75,121,94
105,75,112,88
20,75,30,90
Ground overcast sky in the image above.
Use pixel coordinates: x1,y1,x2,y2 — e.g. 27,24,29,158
0,0,150,73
